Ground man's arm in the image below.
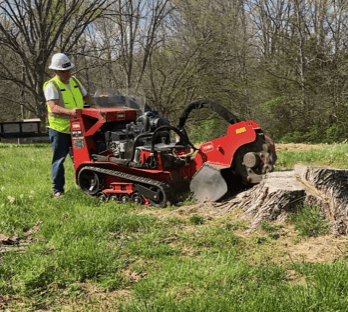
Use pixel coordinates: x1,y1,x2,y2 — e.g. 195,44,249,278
47,100,81,116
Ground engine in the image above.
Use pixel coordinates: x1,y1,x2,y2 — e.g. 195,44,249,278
97,111,171,161
91,93,174,164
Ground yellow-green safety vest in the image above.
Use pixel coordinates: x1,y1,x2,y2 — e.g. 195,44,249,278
43,76,84,134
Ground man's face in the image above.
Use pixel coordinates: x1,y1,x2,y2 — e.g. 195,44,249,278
54,69,71,83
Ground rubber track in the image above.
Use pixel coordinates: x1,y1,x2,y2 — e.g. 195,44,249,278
79,166,172,207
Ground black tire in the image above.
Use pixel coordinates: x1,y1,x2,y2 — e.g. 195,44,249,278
110,194,118,201
131,193,144,205
98,192,108,202
119,194,130,203
78,169,103,195
148,186,167,208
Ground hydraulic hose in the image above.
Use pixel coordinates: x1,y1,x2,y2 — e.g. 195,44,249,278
150,125,195,155
177,99,240,129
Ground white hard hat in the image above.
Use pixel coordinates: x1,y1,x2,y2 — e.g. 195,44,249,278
49,53,74,70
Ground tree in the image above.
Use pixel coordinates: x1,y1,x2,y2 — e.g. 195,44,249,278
69,0,175,100
142,0,253,140
0,0,116,123
247,0,348,141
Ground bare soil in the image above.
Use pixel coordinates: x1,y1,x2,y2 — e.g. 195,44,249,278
2,284,130,312
138,202,348,265
237,224,348,264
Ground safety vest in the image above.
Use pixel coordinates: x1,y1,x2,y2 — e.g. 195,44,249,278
44,76,84,134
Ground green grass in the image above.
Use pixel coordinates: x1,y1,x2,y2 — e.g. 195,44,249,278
275,142,348,170
189,214,205,225
1,142,348,311
289,204,331,237
260,220,283,240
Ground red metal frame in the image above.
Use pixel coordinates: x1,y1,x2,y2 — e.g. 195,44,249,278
70,108,267,202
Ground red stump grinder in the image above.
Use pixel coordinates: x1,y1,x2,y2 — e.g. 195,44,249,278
70,94,276,207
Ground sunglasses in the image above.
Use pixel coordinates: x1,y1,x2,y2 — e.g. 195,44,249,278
59,69,71,73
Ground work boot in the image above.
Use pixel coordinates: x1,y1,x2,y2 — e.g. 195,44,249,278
53,192,64,198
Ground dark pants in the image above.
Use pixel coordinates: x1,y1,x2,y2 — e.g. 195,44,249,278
49,128,72,194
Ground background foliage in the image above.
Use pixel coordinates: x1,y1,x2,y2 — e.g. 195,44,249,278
1,0,348,143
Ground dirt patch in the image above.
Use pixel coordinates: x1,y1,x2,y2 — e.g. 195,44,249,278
234,223,348,264
6,283,132,312
68,287,128,311
0,220,42,255
79,283,131,300
138,202,225,221
57,287,130,312
286,269,307,285
275,143,326,152
138,207,348,265
278,225,347,263
121,269,147,283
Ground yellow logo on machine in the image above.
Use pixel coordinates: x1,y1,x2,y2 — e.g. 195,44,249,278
201,142,214,152
236,127,246,134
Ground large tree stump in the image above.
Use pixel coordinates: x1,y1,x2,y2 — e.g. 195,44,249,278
295,165,348,235
217,170,306,229
214,165,348,235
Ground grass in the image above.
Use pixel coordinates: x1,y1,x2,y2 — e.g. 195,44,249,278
275,142,348,170
0,141,348,310
260,220,283,240
289,204,331,237
189,214,205,225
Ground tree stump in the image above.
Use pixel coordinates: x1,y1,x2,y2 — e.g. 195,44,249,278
295,165,348,235
215,165,348,235
216,170,306,229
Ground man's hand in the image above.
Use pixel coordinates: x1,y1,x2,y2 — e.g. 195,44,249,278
73,107,82,115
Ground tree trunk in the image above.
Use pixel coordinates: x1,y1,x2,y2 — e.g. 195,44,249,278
214,165,348,235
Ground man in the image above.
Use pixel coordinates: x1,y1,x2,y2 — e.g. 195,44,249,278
44,53,92,198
